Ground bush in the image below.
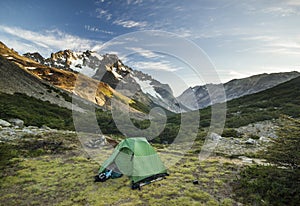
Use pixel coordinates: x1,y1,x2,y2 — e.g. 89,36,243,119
221,128,241,138
234,166,300,205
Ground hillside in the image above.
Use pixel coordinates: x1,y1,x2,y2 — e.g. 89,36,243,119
157,76,300,144
225,75,300,127
0,55,82,112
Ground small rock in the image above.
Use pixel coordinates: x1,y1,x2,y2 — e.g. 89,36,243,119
259,136,271,143
27,126,39,129
0,125,2,130
268,133,278,139
0,119,11,127
239,156,253,164
234,139,240,144
245,138,256,145
8,118,24,128
85,143,98,149
41,125,51,130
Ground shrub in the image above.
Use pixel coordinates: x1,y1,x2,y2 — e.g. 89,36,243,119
222,128,241,138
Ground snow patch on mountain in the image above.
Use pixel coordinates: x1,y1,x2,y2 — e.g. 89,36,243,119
26,67,36,70
90,52,103,61
132,76,162,99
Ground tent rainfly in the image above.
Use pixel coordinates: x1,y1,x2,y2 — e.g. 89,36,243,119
95,137,168,189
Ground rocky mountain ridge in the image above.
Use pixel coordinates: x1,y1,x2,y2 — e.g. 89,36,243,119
178,71,300,110
24,49,183,113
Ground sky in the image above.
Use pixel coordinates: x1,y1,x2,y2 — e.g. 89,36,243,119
0,0,300,95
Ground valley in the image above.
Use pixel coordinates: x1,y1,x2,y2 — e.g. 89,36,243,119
0,41,299,205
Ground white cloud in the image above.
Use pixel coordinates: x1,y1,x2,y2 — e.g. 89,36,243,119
113,19,147,28
262,6,298,16
0,25,101,57
129,60,180,72
240,34,300,56
84,25,114,35
127,0,143,5
241,35,278,42
126,47,158,58
271,41,300,49
257,48,300,55
95,8,112,20
255,39,300,55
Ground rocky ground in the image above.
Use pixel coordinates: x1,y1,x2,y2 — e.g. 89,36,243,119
213,120,279,164
0,118,74,142
0,117,278,163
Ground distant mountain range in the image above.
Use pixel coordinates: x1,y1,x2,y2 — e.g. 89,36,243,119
1,40,299,114
178,71,300,110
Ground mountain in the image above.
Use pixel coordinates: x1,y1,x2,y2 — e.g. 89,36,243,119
24,49,183,113
0,41,144,113
178,71,300,110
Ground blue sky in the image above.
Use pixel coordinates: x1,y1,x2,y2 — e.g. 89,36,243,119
0,0,300,95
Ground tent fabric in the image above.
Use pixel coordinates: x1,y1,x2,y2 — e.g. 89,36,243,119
99,137,167,184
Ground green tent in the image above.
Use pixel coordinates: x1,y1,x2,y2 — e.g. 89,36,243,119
97,137,168,189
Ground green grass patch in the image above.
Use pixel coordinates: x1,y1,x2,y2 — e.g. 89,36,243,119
0,134,242,205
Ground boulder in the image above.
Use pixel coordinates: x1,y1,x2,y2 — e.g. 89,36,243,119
0,119,11,127
192,180,199,185
209,133,222,141
8,118,24,128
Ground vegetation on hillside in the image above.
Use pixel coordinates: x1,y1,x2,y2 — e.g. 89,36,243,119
1,76,299,145
233,117,300,205
0,92,74,130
